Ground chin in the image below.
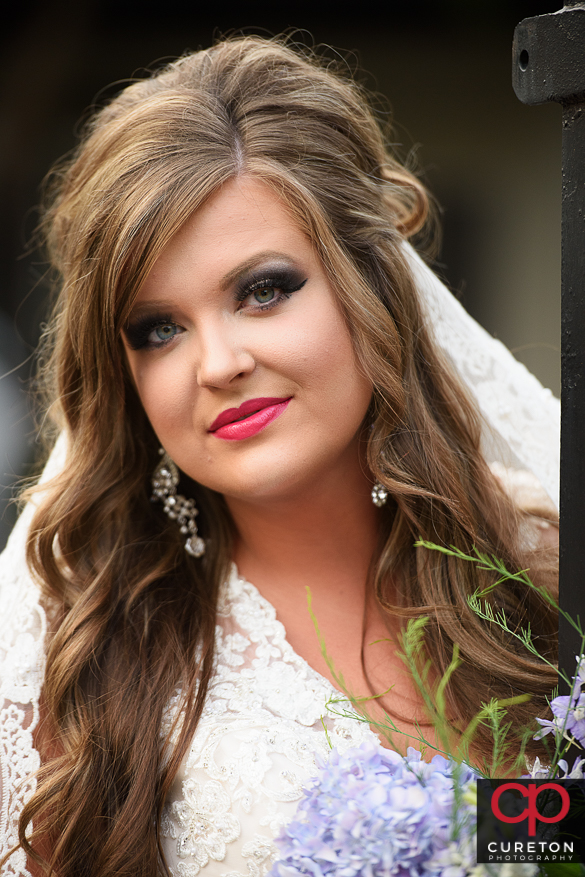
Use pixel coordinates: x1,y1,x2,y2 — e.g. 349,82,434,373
203,444,358,506
209,468,309,505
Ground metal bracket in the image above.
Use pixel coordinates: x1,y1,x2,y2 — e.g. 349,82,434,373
513,4,585,105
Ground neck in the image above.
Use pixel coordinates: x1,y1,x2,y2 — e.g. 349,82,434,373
225,462,381,606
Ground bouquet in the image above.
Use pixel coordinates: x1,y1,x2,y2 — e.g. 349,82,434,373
269,544,585,877
270,744,483,877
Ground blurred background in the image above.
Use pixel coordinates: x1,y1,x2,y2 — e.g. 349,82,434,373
0,0,562,550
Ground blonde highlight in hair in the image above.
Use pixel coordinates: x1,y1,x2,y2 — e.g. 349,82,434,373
9,35,556,876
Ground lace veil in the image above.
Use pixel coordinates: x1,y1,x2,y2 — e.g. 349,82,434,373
0,245,560,874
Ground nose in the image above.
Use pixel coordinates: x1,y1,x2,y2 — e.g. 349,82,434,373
196,321,255,389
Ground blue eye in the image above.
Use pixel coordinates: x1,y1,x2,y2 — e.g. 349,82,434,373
149,323,179,344
124,317,183,350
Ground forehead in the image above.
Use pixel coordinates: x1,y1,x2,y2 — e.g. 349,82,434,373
137,176,318,301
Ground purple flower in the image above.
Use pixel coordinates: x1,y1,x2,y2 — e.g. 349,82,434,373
525,754,585,779
534,654,585,748
269,744,478,877
556,756,585,779
533,714,569,742
576,656,585,687
550,689,585,746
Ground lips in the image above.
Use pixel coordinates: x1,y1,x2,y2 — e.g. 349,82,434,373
209,397,292,441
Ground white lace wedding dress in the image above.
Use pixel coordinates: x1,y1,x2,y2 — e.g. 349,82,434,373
0,246,560,875
159,565,376,876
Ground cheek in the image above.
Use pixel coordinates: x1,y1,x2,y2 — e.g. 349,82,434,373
284,305,372,415
300,305,357,378
128,353,195,436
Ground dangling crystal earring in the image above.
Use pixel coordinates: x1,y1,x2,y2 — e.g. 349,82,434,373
371,481,388,507
151,449,206,557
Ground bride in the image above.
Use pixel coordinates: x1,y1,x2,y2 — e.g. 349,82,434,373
0,35,559,877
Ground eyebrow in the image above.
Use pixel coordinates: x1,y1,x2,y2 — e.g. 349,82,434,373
127,250,301,319
219,251,298,290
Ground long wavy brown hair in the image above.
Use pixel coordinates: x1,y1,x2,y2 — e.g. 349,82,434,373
8,35,556,877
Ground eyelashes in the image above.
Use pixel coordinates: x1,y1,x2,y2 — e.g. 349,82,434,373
124,314,179,351
124,267,308,351
234,268,307,308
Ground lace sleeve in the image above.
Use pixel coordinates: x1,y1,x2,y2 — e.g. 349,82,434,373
0,435,66,876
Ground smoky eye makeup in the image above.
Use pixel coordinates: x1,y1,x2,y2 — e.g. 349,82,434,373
123,264,309,349
234,265,308,308
123,314,180,350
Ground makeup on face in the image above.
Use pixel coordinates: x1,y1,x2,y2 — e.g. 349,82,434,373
124,260,308,352
122,177,373,504
208,397,292,441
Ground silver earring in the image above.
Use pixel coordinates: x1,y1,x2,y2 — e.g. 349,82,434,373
371,482,388,507
151,449,206,557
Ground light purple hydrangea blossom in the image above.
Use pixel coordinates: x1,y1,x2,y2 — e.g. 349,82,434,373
269,744,477,877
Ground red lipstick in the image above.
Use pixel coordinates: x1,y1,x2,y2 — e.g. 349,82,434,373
209,397,291,441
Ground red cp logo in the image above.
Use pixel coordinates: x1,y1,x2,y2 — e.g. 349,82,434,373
491,782,571,836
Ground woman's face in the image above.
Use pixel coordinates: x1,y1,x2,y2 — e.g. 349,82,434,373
122,177,373,503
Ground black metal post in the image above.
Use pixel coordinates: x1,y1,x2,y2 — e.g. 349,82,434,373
513,5,585,699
